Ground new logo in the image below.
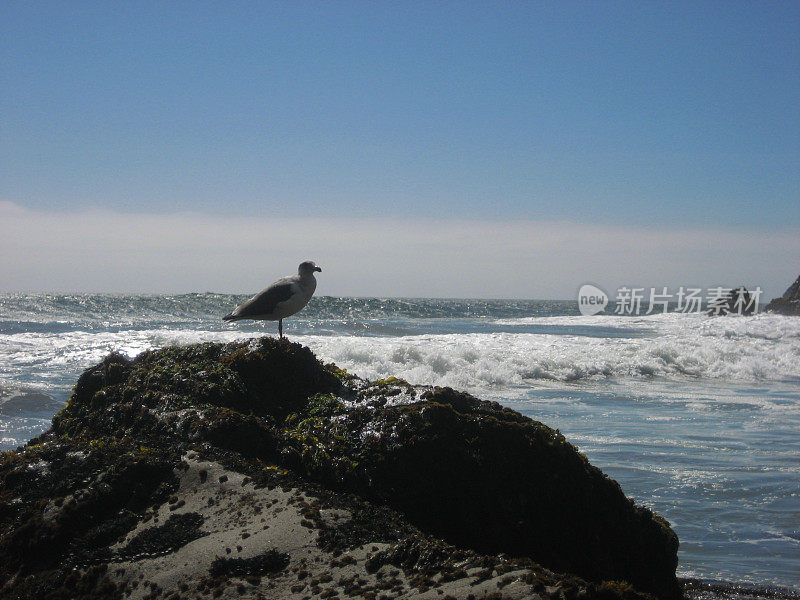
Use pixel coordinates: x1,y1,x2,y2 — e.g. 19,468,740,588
577,284,608,316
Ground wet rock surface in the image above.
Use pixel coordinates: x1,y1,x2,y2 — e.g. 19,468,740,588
0,337,691,599
117,512,207,559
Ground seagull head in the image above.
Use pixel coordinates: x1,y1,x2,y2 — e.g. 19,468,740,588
298,260,322,275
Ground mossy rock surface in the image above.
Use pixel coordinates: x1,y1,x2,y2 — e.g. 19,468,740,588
0,439,179,598
2,337,681,599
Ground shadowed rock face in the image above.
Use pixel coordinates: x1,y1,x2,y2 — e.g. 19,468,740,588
279,385,680,599
765,274,800,315
1,338,681,600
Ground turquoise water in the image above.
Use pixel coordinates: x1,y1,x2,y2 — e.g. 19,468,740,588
1,293,798,589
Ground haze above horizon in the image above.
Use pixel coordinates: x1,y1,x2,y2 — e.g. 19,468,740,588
1,2,798,299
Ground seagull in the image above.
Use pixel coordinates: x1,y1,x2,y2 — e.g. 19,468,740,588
223,260,322,338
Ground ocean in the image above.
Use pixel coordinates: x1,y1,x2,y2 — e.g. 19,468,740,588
0,293,798,591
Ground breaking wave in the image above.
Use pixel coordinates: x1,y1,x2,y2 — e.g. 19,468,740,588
302,313,800,390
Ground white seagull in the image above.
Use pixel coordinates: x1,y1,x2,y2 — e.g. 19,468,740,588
223,260,322,338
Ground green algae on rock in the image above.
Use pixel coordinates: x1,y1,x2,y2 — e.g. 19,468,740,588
1,337,681,600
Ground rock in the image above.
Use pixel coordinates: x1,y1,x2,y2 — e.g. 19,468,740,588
0,338,681,600
706,286,757,316
765,274,800,315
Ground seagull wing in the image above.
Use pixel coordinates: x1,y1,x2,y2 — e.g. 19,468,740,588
224,279,296,320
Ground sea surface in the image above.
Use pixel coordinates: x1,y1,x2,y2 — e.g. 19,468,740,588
0,293,798,590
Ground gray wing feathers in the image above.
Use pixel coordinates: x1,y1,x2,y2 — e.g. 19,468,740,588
224,282,295,320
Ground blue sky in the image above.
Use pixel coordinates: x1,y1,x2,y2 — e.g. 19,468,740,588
1,2,798,297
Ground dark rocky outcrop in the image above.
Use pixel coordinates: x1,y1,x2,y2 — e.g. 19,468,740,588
706,286,757,316
765,274,800,315
0,338,682,600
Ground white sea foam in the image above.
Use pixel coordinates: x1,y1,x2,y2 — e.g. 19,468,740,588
1,313,797,397
0,329,252,387
300,313,800,389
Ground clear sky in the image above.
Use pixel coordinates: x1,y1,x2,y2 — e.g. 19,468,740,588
1,1,798,299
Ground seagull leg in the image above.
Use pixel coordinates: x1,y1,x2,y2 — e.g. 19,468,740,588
279,319,283,339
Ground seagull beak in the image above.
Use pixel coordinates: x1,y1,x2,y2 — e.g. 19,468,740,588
315,266,322,272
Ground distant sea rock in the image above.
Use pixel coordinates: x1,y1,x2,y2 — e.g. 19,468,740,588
765,274,800,315
0,338,681,600
706,286,757,316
